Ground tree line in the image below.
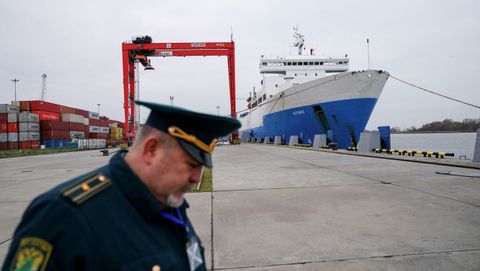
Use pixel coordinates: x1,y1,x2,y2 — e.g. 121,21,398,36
390,118,480,133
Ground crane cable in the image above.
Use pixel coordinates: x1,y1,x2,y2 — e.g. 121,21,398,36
389,74,480,110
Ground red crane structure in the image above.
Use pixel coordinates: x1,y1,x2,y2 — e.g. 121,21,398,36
121,36,237,142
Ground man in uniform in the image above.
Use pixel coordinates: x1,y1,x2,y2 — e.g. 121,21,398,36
2,101,241,271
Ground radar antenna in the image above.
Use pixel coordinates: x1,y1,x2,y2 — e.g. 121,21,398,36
293,26,305,55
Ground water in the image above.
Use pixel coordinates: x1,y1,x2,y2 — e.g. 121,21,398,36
390,132,477,160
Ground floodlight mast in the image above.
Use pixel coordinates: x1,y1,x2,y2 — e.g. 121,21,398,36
121,36,237,143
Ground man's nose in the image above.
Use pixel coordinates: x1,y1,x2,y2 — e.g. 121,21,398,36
190,166,203,184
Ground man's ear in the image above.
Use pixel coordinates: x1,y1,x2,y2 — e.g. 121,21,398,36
142,136,160,165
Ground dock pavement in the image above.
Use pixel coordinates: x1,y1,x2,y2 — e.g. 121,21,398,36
1,144,480,270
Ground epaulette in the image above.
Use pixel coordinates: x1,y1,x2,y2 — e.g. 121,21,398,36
61,172,112,205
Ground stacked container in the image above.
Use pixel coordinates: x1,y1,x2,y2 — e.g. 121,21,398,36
0,104,20,150
18,112,40,149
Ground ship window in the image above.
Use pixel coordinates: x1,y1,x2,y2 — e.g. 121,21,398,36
275,84,278,87
263,94,267,100
262,62,267,66
258,97,263,103
345,61,348,64
294,73,297,76
298,62,303,66
314,62,319,65
309,62,313,65
320,62,324,65
282,62,286,66
253,101,257,107
261,80,263,85
315,73,317,76
292,62,297,66
304,62,308,65
287,62,291,66
305,73,307,76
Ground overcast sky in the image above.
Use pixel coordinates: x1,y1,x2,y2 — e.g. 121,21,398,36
1,0,479,129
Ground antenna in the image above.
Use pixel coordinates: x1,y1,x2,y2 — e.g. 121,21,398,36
367,38,371,70
293,25,305,56
134,61,140,125
230,26,234,41
41,73,47,100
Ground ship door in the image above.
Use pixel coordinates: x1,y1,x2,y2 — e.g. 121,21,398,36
313,105,330,131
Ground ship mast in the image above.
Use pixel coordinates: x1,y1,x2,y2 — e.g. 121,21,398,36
293,26,305,56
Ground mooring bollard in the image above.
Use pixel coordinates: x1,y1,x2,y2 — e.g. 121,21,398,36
313,134,326,149
289,135,298,146
274,136,282,145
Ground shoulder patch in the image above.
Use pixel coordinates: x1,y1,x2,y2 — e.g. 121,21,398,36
9,237,52,271
61,172,112,205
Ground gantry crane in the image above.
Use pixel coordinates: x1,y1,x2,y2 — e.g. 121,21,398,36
121,36,237,142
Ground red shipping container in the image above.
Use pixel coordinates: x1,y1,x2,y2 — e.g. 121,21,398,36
41,130,70,140
89,119,99,126
99,119,109,127
8,142,18,150
7,123,18,132
20,141,32,150
0,122,6,133
20,101,31,111
31,111,61,121
89,133,108,139
59,105,75,114
0,113,7,123
0,142,7,150
30,101,60,113
69,122,84,131
40,120,69,131
75,108,89,118
31,140,40,149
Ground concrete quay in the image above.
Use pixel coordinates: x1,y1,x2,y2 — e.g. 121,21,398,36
1,144,480,270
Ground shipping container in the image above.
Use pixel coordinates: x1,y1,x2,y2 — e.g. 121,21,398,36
30,101,60,113
69,122,84,131
74,108,89,118
89,126,100,133
59,105,75,114
31,140,40,149
19,122,40,132
40,120,69,131
89,133,108,139
0,133,7,142
43,139,69,148
41,130,70,140
8,113,18,123
19,132,40,141
83,118,89,125
31,111,61,121
18,112,39,123
61,113,84,124
110,127,123,134
7,123,18,133
70,131,85,139
109,122,118,128
0,104,19,113
20,141,32,150
88,111,100,119
8,133,18,142
11,101,20,107
0,114,7,123
88,118,99,126
78,139,107,149
99,119,109,127
99,127,109,133
0,123,6,133
20,101,31,111
7,142,18,150
0,142,7,150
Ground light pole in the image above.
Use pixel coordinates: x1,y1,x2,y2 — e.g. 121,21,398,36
216,105,220,115
11,79,19,101
97,104,101,117
170,96,174,106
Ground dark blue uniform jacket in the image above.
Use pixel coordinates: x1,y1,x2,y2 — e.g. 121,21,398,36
2,151,207,271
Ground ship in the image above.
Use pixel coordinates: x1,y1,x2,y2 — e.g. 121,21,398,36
238,28,389,148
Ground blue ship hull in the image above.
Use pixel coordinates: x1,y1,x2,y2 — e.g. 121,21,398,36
242,97,377,149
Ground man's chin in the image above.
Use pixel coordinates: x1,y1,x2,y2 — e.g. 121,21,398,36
166,194,184,208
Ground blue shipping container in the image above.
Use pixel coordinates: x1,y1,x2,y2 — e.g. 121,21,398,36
42,139,69,148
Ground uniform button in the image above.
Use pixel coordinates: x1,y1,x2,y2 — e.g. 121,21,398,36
152,265,161,271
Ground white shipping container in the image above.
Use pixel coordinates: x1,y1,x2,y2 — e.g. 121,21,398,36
18,112,39,123
19,132,40,141
109,123,118,128
0,104,19,113
70,131,85,139
83,118,89,125
99,127,109,133
0,133,7,143
8,133,18,142
19,122,40,132
61,113,84,124
7,113,17,123
11,101,20,107
88,112,100,119
89,126,100,133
